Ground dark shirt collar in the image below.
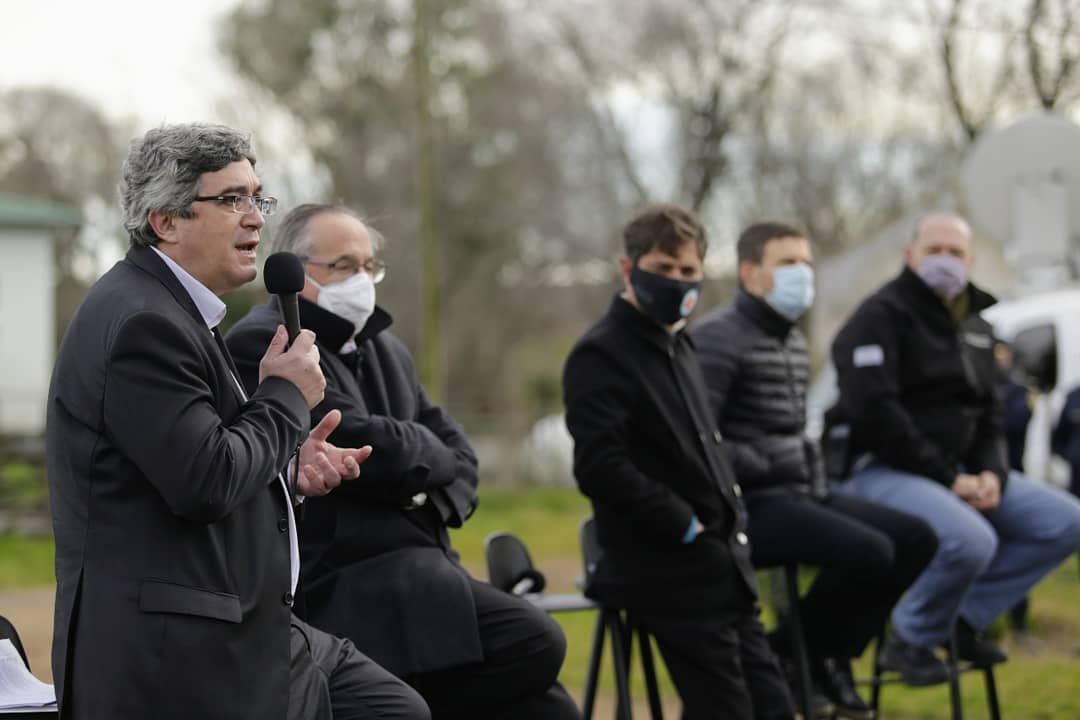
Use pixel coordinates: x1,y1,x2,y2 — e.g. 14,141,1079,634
609,293,691,353
734,288,794,339
287,296,394,352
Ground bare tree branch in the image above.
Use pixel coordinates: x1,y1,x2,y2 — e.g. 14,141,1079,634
941,0,982,140
554,17,650,206
1026,0,1080,109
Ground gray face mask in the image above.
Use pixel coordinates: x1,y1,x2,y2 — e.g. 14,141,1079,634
918,254,968,300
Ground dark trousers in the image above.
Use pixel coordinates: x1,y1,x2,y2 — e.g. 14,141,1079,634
290,616,430,720
409,578,581,720
635,610,794,720
745,487,938,660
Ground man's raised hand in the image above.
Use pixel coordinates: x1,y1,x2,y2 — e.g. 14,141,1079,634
296,409,373,496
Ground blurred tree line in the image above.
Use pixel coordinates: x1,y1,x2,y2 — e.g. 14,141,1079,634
2,0,1079,482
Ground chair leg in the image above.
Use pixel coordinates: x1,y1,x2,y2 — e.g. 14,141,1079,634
582,610,607,720
869,628,885,714
984,666,1002,720
634,620,664,720
783,564,815,720
609,611,634,720
946,632,964,720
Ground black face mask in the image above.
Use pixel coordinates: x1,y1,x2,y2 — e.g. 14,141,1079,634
630,266,701,326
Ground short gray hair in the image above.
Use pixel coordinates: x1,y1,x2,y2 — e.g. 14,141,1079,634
272,203,385,258
120,123,256,247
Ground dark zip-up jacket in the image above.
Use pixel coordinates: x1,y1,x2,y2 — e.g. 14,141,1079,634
563,295,757,613
829,266,1008,489
691,290,813,491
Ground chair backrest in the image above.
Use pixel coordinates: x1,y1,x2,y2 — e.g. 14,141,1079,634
579,516,601,584
484,532,546,595
0,613,31,670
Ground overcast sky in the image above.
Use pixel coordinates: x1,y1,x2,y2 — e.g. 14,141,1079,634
0,0,242,127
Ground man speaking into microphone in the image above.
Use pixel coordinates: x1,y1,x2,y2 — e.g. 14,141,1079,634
46,123,428,720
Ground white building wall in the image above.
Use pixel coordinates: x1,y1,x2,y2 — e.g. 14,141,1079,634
0,230,54,435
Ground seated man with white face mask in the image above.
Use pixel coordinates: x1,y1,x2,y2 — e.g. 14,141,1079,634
691,222,939,718
829,212,1080,685
226,204,580,720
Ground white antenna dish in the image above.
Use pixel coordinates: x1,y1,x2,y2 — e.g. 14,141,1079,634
962,112,1080,290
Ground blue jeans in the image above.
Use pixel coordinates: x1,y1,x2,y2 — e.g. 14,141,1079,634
834,463,1080,648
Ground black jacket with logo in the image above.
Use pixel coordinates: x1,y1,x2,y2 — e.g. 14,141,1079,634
691,290,814,491
829,266,1008,488
563,295,757,613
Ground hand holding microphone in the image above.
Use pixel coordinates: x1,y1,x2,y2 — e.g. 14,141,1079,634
263,251,305,345
259,252,325,408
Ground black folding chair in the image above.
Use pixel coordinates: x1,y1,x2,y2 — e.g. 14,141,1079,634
578,518,663,720
867,626,1002,720
484,520,665,719
485,530,598,613
763,564,816,720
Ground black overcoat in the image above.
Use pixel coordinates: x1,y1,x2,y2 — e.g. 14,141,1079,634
227,298,483,676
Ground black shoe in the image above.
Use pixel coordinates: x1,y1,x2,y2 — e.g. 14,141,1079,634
952,619,1008,666
815,658,875,720
771,643,836,719
782,663,836,718
877,631,951,687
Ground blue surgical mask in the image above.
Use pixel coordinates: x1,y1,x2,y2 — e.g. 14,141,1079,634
765,263,815,321
630,266,701,326
918,253,968,300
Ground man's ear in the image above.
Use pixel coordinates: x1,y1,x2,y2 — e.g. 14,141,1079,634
737,260,756,291
734,262,751,287
618,255,633,285
147,209,177,245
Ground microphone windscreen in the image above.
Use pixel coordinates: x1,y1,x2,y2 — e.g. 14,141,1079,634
263,252,306,294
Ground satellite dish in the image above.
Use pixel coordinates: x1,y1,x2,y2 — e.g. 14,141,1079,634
963,112,1080,289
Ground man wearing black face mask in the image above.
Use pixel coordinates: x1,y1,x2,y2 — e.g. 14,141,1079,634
691,223,938,717
829,212,1080,682
563,205,795,720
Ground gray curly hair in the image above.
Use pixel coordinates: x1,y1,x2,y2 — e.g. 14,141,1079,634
120,123,256,247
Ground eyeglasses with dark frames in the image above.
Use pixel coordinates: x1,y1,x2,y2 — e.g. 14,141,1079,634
191,194,279,216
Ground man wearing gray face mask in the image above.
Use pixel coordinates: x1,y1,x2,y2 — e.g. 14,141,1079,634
691,222,938,718
226,204,581,720
828,212,1080,685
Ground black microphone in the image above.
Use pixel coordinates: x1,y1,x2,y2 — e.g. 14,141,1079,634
263,252,306,345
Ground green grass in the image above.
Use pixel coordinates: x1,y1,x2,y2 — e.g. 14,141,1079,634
0,534,54,589
3,486,1078,718
451,486,1080,719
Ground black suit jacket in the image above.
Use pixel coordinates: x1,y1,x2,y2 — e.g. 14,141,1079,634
562,296,758,613
46,245,310,719
226,298,483,676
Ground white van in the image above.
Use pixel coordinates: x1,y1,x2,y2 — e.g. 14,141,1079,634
982,288,1080,488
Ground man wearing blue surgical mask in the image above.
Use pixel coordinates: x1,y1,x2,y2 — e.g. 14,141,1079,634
829,213,1080,687
692,223,938,718
227,204,580,720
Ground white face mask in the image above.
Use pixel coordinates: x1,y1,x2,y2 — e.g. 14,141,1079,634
308,272,375,335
